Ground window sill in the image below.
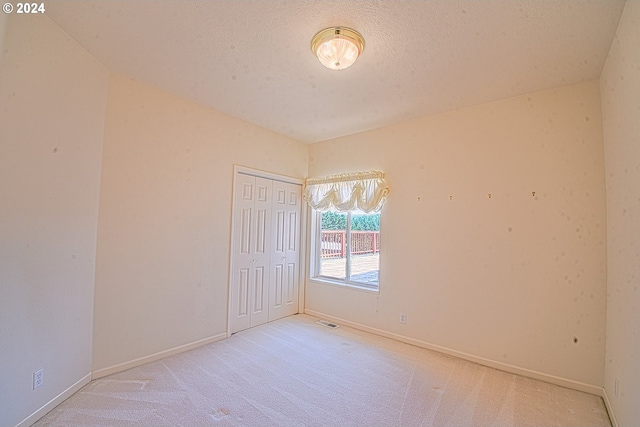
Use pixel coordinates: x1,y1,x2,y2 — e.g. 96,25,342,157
307,276,379,293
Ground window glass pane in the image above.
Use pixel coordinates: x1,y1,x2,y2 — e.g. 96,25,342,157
319,210,347,280
349,211,380,285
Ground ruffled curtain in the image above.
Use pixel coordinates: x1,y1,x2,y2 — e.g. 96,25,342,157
303,170,389,213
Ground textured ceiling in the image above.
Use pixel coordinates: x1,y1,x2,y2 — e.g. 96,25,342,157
45,0,625,143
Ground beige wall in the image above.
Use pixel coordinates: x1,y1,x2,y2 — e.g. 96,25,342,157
0,15,109,427
306,81,607,388
601,1,640,425
92,74,308,373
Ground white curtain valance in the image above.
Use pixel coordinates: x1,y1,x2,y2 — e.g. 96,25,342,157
303,170,389,213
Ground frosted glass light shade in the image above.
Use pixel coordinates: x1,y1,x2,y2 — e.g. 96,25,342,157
311,27,365,71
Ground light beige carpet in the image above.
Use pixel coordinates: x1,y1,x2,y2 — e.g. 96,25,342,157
34,314,611,427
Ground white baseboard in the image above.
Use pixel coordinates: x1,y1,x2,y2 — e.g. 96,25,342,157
92,332,228,379
304,309,603,396
602,387,619,427
16,372,91,427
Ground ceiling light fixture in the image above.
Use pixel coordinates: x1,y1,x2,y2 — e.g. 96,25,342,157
311,27,365,71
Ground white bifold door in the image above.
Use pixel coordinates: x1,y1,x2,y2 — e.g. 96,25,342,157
229,172,301,334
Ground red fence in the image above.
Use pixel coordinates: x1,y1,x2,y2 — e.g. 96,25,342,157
321,231,379,258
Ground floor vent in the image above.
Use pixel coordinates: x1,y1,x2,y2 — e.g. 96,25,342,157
316,320,339,329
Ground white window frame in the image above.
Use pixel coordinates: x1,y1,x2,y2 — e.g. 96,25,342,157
309,208,381,292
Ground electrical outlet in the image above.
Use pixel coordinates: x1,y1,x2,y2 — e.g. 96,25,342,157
33,369,43,390
615,378,619,398
400,313,407,324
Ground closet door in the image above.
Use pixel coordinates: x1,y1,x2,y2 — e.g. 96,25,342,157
230,174,272,334
269,181,301,321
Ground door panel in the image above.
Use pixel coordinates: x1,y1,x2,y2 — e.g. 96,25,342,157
283,185,300,317
255,208,268,254
230,174,254,333
256,182,269,202
239,208,252,255
288,211,297,251
237,268,249,317
269,181,301,321
231,173,300,332
275,211,285,253
273,264,283,308
286,262,296,305
251,265,268,326
230,174,272,333
250,177,272,327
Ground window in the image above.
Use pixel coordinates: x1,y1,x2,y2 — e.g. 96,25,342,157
303,170,389,291
314,209,381,289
